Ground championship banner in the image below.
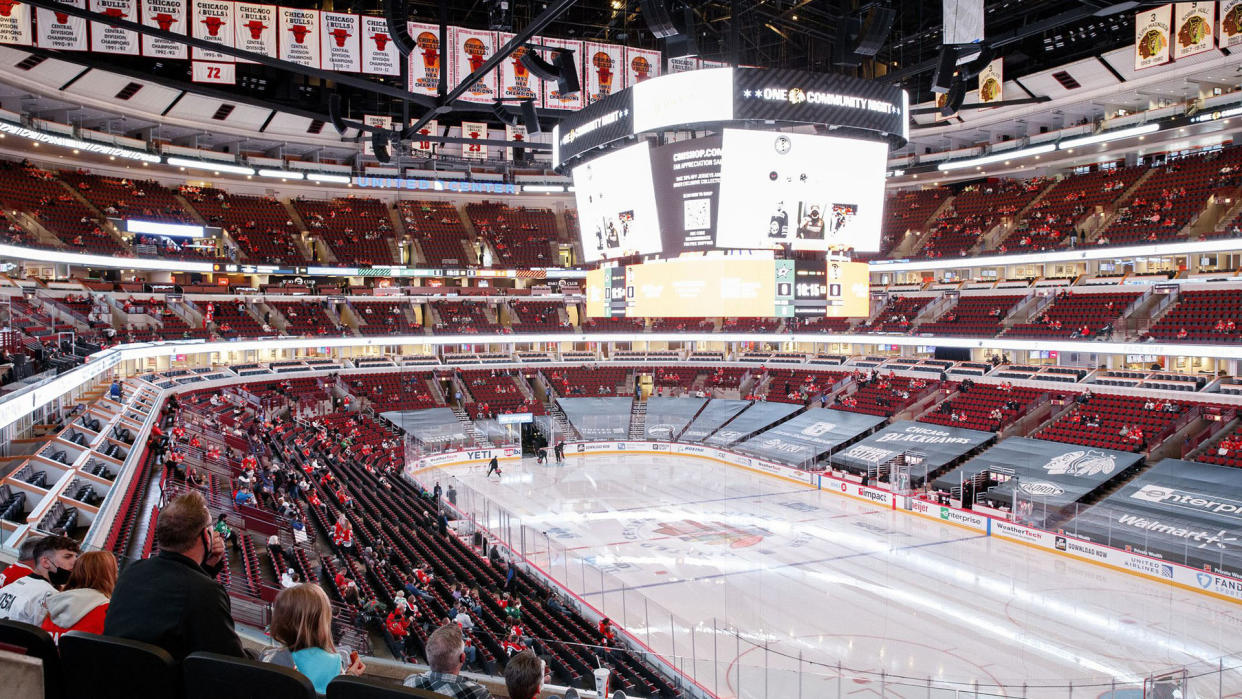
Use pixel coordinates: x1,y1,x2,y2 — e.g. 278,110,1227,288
667,56,699,73
584,41,625,103
497,31,540,105
360,15,398,76
504,123,527,161
90,0,138,54
407,21,442,96
978,57,1002,104
1223,0,1242,48
278,6,319,67
1173,1,1214,59
700,59,728,69
1135,4,1172,70
191,0,234,62
0,0,31,45
37,0,87,51
410,118,438,155
140,0,186,58
450,26,498,104
461,121,488,160
362,114,391,156
540,36,584,111
624,46,660,84
232,2,274,63
320,11,359,72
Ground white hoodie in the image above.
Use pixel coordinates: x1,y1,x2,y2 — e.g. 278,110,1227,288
0,575,55,625
44,588,109,630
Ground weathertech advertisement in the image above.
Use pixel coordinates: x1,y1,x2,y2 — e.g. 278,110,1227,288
450,26,498,104
1173,1,1214,59
38,0,87,52
572,140,662,262
715,129,887,252
1135,4,1172,70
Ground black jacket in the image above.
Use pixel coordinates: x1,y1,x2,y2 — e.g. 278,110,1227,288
104,550,245,662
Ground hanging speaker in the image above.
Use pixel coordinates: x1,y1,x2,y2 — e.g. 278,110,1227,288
640,0,679,39
520,99,541,134
383,0,416,56
491,101,521,128
939,78,966,117
552,50,580,95
328,93,348,134
956,45,995,81
930,45,958,94
854,6,896,57
520,47,560,81
372,130,391,163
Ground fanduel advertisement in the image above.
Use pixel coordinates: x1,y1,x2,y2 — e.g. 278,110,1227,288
1065,458,1242,578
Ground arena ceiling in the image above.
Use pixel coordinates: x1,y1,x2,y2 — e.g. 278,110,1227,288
1,0,1176,128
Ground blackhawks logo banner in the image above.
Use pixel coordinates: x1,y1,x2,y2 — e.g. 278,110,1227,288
978,57,1003,104
1135,4,1172,70
1224,0,1242,48
1173,1,1214,59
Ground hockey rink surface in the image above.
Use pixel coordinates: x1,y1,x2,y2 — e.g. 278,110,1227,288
440,453,1242,698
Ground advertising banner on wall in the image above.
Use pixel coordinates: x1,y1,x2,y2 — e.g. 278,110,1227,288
360,16,398,75
1135,4,1173,70
584,41,625,103
978,57,1003,103
540,36,585,111
1173,1,1215,59
835,420,993,475
1223,0,1242,48
191,0,235,62
278,6,319,68
450,26,498,104
320,11,359,72
38,0,88,51
497,31,540,105
232,1,274,63
407,21,442,95
460,121,488,160
90,0,139,54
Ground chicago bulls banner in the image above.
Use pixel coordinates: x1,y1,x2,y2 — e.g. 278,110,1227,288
191,0,234,62
624,46,660,85
450,26,498,104
460,121,488,160
0,0,30,45
539,36,584,111
90,0,138,54
497,31,541,107
360,15,398,76
320,11,359,72
409,118,438,155
667,56,698,73
37,0,87,51
232,2,274,63
504,123,527,161
406,21,442,96
362,114,391,155
583,41,624,104
278,6,318,67
140,0,185,58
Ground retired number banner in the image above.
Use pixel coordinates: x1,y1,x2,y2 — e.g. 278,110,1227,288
978,57,1003,104
461,121,488,160
1173,1,1214,59
1135,4,1172,70
410,118,438,155
1224,0,1242,48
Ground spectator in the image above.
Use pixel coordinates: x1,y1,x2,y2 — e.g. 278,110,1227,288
262,583,365,694
281,568,299,589
41,551,117,642
104,491,245,661
0,537,39,587
504,650,545,699
403,623,493,698
0,534,80,625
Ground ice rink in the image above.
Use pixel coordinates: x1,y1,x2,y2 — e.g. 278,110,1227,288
440,453,1242,698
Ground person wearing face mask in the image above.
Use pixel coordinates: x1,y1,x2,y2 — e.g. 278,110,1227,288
0,535,80,625
104,491,245,661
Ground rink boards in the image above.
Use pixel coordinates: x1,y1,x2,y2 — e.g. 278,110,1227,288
405,440,1242,607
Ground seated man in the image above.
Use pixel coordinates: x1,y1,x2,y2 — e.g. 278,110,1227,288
504,650,545,699
0,535,80,625
104,491,244,661
403,623,492,698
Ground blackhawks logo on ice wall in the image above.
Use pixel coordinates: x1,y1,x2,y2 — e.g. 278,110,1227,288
653,520,769,549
